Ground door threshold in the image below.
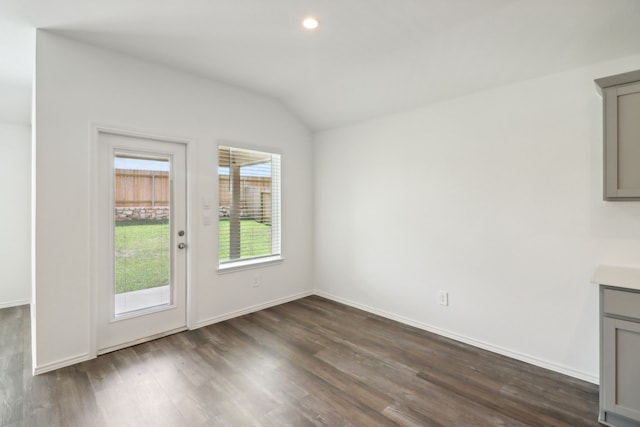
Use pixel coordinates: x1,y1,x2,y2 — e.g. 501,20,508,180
97,326,188,355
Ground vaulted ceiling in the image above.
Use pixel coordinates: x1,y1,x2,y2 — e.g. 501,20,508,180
1,0,640,130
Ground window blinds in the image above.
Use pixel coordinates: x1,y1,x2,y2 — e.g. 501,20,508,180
218,146,281,264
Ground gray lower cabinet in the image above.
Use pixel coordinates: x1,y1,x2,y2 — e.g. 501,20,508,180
600,286,640,426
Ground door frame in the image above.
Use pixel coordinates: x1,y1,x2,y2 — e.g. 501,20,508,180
89,124,193,357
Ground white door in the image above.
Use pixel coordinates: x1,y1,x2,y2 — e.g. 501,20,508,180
97,131,187,353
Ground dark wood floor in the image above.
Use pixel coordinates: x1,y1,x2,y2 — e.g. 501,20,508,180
1,296,600,426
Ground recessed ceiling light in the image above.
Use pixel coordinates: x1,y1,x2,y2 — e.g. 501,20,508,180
302,17,319,30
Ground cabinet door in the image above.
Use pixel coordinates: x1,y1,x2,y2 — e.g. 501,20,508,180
603,317,640,421
604,82,640,199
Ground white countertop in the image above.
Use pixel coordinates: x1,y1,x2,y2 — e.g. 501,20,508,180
592,265,640,291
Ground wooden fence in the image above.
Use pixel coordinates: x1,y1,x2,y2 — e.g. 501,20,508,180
219,175,272,223
115,169,272,223
115,169,169,207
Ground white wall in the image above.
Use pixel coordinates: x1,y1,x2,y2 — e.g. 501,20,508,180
0,122,31,308
314,54,640,383
34,31,313,372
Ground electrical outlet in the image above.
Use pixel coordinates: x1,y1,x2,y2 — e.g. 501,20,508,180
438,290,448,306
252,274,261,288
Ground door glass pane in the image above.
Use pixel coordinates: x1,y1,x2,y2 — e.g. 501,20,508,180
114,154,171,316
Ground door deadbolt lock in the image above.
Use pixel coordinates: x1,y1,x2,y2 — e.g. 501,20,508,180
178,230,185,236
178,243,187,249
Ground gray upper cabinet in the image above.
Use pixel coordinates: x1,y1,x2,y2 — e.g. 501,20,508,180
596,70,640,200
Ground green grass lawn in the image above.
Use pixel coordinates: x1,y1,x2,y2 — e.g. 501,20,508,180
115,218,272,294
115,219,170,294
218,218,272,262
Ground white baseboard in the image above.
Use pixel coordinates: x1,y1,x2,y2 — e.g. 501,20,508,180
31,290,598,384
32,291,313,374
193,290,314,329
33,352,94,375
314,290,599,385
0,299,30,309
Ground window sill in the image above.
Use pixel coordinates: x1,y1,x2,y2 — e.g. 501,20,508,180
217,256,284,274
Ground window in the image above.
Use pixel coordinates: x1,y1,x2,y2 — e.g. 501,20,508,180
218,145,281,267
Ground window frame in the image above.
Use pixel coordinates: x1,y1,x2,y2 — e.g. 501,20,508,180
216,142,283,273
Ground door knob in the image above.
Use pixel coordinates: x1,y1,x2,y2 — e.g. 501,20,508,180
178,243,187,249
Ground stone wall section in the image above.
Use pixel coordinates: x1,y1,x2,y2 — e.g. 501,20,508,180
115,207,169,221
